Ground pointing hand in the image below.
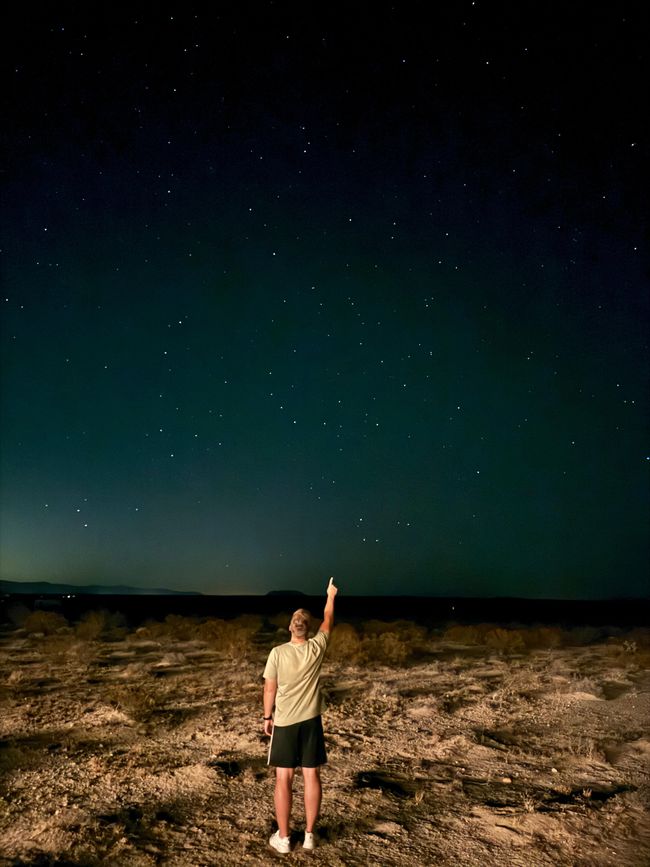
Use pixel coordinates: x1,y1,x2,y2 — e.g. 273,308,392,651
327,576,338,596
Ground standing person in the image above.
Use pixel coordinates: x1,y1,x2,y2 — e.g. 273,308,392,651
263,577,338,853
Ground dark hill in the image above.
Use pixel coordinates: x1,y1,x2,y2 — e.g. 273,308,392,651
0,580,202,596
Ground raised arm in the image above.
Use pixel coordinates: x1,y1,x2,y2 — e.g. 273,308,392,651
320,576,338,634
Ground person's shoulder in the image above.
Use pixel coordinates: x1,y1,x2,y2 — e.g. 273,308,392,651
311,630,329,645
273,640,293,654
267,642,287,658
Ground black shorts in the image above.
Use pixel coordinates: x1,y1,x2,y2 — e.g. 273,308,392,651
268,715,327,769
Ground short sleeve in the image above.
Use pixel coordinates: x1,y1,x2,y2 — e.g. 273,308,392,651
312,630,329,653
263,648,278,680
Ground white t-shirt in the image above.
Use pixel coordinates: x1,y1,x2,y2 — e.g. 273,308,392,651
263,630,329,726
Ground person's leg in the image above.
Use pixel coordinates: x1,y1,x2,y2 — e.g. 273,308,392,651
274,767,294,838
302,766,321,833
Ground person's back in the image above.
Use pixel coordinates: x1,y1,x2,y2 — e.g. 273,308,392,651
264,629,328,726
263,580,338,853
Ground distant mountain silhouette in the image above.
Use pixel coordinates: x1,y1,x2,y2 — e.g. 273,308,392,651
266,589,307,596
0,580,202,596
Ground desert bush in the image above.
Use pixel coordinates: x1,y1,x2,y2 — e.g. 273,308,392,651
362,619,427,643
140,615,200,641
328,623,415,666
327,623,363,662
76,609,127,641
522,627,563,650
163,614,200,640
196,615,262,656
563,626,604,646
362,619,402,636
623,628,650,649
568,735,603,761
5,603,30,627
108,683,170,722
360,632,410,666
632,649,650,668
442,624,484,645
484,628,526,653
267,611,293,630
23,610,68,635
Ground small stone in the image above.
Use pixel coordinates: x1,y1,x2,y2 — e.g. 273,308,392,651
551,767,558,774
500,777,512,784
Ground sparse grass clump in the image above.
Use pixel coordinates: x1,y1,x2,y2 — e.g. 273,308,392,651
522,627,563,649
136,614,262,654
443,624,484,645
5,603,30,628
23,610,68,635
107,682,171,722
361,619,429,665
268,611,292,630
484,628,526,653
361,631,410,665
361,619,427,643
196,615,262,657
564,626,604,646
327,622,363,662
328,621,425,666
138,614,200,641
442,623,565,652
625,628,650,649
76,609,127,641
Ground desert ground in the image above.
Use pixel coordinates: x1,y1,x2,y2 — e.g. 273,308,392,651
0,608,649,866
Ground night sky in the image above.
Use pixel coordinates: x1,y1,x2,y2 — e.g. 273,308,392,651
2,5,648,598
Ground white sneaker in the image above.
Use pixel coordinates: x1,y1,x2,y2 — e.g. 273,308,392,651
303,831,316,850
269,830,291,853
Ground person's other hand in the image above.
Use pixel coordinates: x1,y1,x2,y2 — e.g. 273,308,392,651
264,719,274,736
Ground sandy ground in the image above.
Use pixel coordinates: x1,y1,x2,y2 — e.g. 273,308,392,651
0,618,649,866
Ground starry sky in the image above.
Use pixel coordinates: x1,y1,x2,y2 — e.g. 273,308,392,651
1,5,648,598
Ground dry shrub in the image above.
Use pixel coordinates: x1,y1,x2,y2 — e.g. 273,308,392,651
361,632,410,666
140,614,200,641
108,683,170,722
76,609,127,641
564,626,604,646
624,628,650,649
443,623,560,652
268,611,292,630
485,628,526,653
196,615,261,656
522,627,563,649
162,614,200,640
443,624,484,645
23,610,68,635
568,735,603,761
5,603,30,627
362,619,399,636
327,623,363,662
328,623,414,666
633,649,650,668
362,619,427,643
